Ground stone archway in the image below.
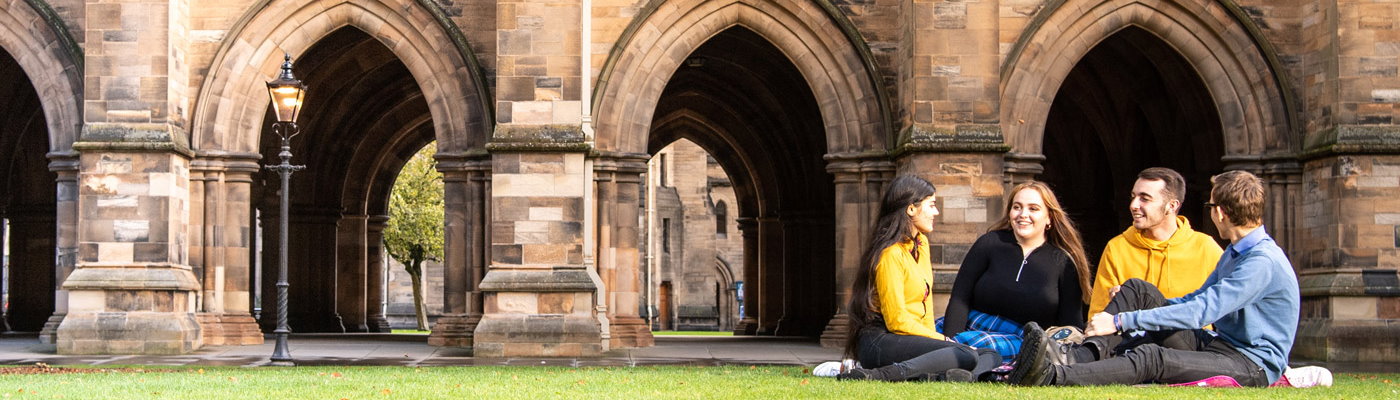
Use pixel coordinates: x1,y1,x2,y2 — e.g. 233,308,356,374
0,0,84,340
593,0,891,345
1001,0,1295,159
1000,0,1299,251
187,0,491,342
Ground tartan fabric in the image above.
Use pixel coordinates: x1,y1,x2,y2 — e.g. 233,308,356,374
936,310,1024,362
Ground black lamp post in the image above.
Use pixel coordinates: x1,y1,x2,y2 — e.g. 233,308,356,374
265,53,306,366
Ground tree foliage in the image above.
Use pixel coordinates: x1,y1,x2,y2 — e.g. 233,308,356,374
383,142,443,330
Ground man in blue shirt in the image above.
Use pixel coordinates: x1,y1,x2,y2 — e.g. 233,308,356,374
1010,170,1299,386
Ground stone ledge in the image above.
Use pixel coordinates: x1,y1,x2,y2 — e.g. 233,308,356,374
75,123,194,157
1295,318,1400,362
61,266,200,291
1299,269,1400,296
478,269,599,292
485,124,589,153
1303,125,1400,160
893,124,1010,156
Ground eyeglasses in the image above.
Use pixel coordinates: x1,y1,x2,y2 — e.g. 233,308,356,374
1204,202,1217,209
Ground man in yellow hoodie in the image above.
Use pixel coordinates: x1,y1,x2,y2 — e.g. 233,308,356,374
1088,167,1223,317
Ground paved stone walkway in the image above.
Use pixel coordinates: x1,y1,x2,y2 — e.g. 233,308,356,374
0,335,842,368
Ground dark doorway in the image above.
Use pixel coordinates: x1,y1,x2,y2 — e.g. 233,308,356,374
255,27,435,333
0,48,57,332
648,27,835,337
1040,26,1226,265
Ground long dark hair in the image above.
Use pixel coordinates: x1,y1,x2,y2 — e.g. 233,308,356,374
988,181,1092,304
844,175,937,359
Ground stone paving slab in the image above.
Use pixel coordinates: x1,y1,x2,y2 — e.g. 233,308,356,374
0,335,842,368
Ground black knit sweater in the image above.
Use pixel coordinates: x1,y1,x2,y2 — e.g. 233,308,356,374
942,230,1086,336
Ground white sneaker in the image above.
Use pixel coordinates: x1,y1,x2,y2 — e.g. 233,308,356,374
813,361,842,377
1281,366,1333,388
813,359,860,377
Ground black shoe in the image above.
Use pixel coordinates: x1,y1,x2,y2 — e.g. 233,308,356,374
837,364,906,382
938,368,974,382
1008,322,1056,386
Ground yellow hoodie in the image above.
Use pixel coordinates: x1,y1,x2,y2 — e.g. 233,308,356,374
874,233,946,340
1089,216,1223,317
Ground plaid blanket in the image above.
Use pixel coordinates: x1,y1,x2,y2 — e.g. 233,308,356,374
936,310,1023,362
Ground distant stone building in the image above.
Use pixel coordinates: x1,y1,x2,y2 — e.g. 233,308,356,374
1,0,1398,362
644,139,743,332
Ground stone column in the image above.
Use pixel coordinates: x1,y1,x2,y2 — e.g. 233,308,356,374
59,139,202,354
336,214,369,332
732,218,759,335
1294,151,1400,362
474,135,602,357
820,155,893,347
897,145,1009,310
204,156,263,344
365,215,391,332
40,154,79,342
189,154,262,344
429,153,490,346
594,153,653,348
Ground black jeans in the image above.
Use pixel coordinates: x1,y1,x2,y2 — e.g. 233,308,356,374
857,326,999,378
1058,279,1268,386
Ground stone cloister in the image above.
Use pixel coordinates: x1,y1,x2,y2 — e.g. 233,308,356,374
0,0,1397,362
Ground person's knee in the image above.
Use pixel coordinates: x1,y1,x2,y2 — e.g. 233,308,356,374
1123,343,1166,369
1122,278,1152,292
951,345,980,369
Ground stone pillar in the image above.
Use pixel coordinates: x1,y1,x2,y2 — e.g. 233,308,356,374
365,215,391,332
1295,152,1400,362
755,216,784,335
733,218,759,335
59,140,202,354
594,153,653,348
429,153,490,346
896,146,1009,309
40,154,80,342
474,136,602,357
188,154,263,345
336,214,369,332
820,156,893,347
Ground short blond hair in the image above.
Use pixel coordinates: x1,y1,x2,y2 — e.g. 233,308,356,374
1210,170,1265,227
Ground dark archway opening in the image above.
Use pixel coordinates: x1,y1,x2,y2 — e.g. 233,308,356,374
254,27,435,333
1040,26,1226,266
647,27,835,337
0,48,56,332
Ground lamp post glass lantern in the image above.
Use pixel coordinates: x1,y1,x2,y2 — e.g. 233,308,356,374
266,53,306,366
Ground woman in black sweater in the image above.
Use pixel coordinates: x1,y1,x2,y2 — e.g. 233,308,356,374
941,181,1091,362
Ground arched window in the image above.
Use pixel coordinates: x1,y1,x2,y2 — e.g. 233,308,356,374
715,201,728,238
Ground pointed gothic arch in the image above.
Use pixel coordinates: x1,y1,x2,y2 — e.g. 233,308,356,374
0,0,83,150
190,0,491,154
593,0,891,155
1001,0,1297,158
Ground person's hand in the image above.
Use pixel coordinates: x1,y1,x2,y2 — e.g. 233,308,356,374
1085,312,1118,336
1109,285,1122,299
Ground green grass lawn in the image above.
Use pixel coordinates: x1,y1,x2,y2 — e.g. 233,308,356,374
390,329,430,334
651,330,734,336
1,365,1394,399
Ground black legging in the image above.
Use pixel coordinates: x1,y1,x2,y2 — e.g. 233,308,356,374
856,326,1001,378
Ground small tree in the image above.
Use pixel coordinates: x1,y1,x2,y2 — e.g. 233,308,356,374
383,142,443,331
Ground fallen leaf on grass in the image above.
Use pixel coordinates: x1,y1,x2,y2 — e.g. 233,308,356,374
228,376,238,383
380,388,392,395
800,379,809,386
331,372,343,378
802,368,810,374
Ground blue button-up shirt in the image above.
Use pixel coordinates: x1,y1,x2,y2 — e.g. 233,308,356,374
1119,226,1300,384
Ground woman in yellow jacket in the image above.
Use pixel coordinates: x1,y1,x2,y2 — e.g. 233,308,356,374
839,175,1001,382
